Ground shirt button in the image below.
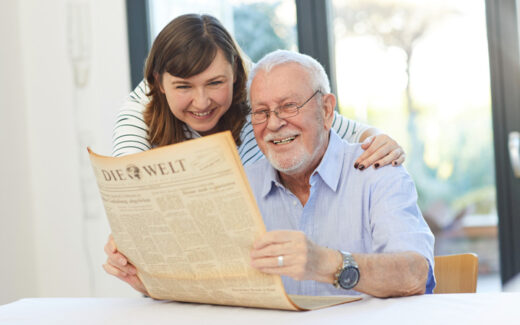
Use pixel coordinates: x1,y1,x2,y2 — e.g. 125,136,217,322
293,201,298,206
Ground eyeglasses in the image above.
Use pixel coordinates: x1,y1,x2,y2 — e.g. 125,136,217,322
250,90,322,125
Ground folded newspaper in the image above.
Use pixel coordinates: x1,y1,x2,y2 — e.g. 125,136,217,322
88,131,360,311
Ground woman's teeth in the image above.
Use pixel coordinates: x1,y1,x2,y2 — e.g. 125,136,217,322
192,110,212,117
273,136,296,144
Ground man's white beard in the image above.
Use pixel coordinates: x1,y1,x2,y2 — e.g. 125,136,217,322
265,128,327,176
265,146,309,175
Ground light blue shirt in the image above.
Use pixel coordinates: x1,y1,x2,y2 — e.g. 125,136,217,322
245,130,435,296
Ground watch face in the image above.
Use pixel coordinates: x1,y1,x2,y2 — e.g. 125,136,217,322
339,266,360,289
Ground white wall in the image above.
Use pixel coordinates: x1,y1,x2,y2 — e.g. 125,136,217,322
0,0,37,304
0,0,141,304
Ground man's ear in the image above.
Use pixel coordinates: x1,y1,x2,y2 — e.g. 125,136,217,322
321,93,336,130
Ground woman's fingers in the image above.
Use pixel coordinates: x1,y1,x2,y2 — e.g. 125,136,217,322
373,148,405,169
355,134,406,169
105,252,137,275
103,263,147,295
104,234,136,275
392,154,406,166
103,262,128,278
103,234,145,295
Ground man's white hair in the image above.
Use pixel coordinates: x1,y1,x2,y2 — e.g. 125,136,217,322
246,49,331,105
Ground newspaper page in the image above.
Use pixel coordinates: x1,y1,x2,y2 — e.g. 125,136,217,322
88,131,360,311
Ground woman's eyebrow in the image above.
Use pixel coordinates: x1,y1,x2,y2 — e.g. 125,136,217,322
206,75,227,81
170,80,190,85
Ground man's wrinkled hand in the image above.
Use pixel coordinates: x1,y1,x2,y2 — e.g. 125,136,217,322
250,230,339,283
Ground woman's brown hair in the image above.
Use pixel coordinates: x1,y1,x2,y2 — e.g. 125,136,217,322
143,14,249,147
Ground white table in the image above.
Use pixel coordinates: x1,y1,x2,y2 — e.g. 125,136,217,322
1,293,519,324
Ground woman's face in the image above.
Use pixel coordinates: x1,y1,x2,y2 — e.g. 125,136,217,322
159,50,235,136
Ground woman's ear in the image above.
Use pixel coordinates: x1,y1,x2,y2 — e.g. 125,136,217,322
232,59,238,83
155,72,165,93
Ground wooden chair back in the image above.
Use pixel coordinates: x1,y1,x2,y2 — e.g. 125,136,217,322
433,253,478,294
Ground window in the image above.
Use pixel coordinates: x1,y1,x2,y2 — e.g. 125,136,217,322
148,0,297,62
331,0,499,290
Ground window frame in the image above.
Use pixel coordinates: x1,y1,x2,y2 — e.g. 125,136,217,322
125,0,150,89
486,0,520,285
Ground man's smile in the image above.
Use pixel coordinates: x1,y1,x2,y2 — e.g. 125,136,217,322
272,136,297,145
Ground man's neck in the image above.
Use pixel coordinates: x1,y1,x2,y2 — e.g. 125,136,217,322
278,134,330,206
278,169,314,206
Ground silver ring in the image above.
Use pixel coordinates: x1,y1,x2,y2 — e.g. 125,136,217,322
277,255,284,267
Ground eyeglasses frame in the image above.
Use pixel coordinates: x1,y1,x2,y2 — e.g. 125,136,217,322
250,90,322,125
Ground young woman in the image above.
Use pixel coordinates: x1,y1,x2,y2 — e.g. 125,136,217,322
105,13,405,294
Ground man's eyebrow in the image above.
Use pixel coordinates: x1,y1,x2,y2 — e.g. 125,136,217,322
251,103,268,111
251,94,297,107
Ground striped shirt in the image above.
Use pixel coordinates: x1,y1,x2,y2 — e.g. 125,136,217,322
112,80,370,166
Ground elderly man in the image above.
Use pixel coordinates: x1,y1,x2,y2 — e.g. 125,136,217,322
246,50,435,297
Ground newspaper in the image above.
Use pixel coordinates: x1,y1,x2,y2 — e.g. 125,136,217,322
88,131,360,311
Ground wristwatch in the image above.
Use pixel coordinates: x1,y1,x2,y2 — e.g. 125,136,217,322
333,251,360,290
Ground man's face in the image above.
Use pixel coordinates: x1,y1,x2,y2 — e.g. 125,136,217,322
250,63,335,175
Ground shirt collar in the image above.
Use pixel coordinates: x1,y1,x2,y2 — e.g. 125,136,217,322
260,129,344,197
261,161,282,197
313,129,344,192
183,124,201,139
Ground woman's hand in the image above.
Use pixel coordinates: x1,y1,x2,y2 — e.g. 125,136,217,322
355,134,405,170
103,234,148,295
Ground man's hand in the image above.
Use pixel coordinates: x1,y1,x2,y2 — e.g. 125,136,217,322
355,134,405,170
250,230,340,284
103,234,148,295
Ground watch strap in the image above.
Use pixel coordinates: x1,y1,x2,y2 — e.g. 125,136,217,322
333,250,358,289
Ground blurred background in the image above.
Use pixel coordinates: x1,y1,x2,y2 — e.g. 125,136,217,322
1,0,519,304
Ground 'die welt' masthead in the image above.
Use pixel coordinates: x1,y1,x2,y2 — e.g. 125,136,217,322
101,159,186,182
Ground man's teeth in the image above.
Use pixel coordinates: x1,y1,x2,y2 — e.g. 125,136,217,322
273,136,296,144
192,110,212,117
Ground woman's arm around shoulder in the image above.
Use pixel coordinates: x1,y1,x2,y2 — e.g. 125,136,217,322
331,111,405,170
